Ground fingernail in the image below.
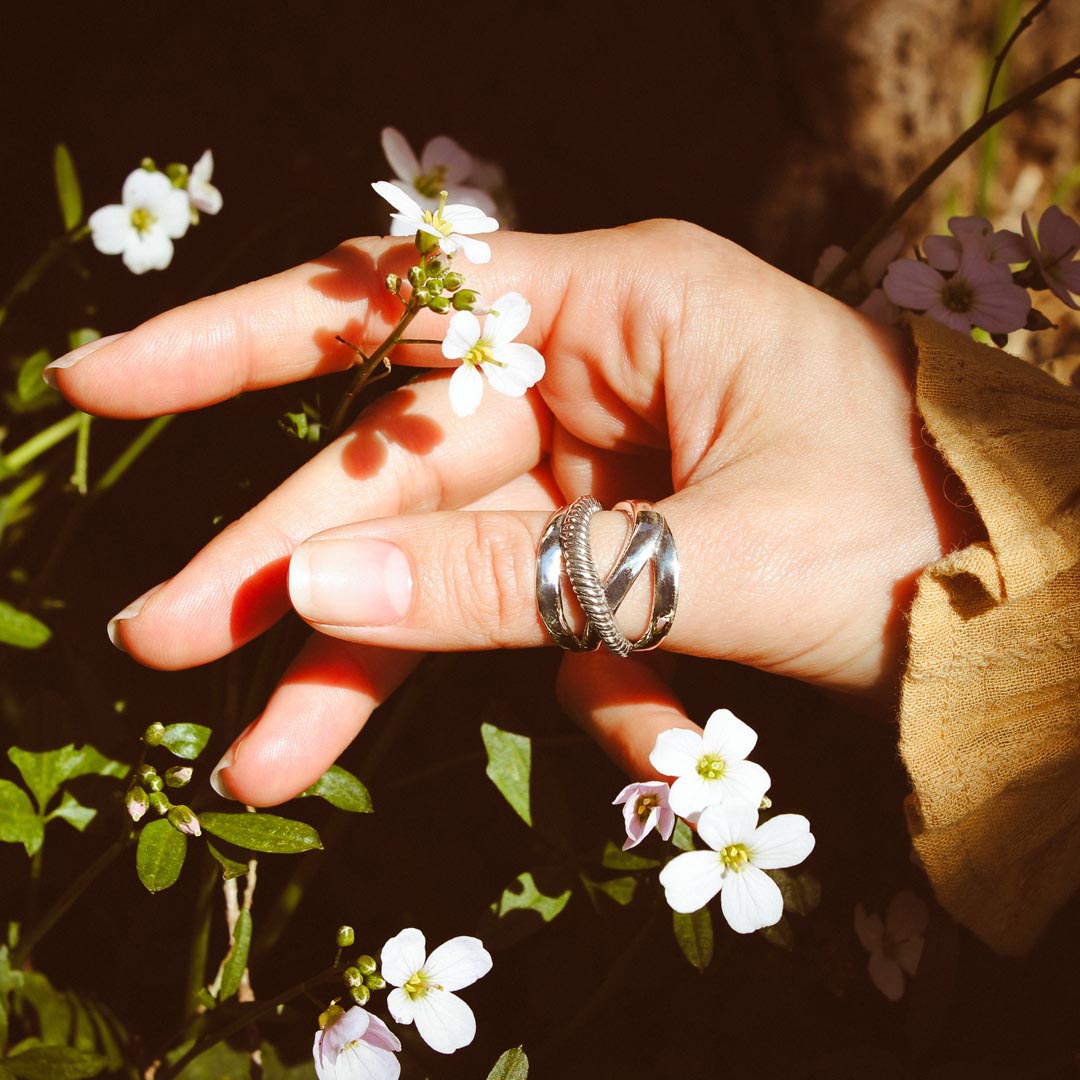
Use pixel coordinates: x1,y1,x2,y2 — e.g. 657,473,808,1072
106,581,166,651
289,538,412,627
210,747,238,800
43,332,128,388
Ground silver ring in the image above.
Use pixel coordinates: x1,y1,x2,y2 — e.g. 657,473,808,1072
535,496,679,656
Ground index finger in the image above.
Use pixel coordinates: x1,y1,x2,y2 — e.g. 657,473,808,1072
45,232,570,419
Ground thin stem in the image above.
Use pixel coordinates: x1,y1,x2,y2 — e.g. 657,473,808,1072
94,415,173,495
184,852,218,1022
393,337,444,346
71,412,92,495
820,51,1080,296
0,226,89,334
0,411,82,478
982,0,1051,116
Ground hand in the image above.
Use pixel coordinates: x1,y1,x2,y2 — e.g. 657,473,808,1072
50,220,971,804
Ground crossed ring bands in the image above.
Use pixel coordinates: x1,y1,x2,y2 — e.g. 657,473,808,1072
535,496,679,657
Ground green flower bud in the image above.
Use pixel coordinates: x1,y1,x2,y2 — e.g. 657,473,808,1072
319,1003,346,1030
165,162,190,188
428,296,451,315
125,785,149,823
364,973,386,991
148,791,171,816
167,804,202,837
355,954,377,975
385,273,401,294
145,772,164,793
412,288,431,308
425,258,444,276
336,925,355,948
426,275,445,295
452,290,479,312
349,984,371,1006
137,763,158,784
165,766,193,788
143,722,166,747
443,271,464,292
343,966,363,988
407,265,427,288
415,230,439,255
140,157,157,172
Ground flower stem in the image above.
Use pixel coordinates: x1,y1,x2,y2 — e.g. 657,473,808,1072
982,0,1051,116
0,411,83,479
0,226,89,334
820,50,1080,296
71,412,92,495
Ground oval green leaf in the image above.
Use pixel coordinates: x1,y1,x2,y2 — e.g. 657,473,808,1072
218,908,252,1003
673,907,714,972
53,144,83,231
160,724,212,760
481,722,531,826
299,764,373,813
200,812,322,854
0,780,43,856
136,819,187,893
0,602,50,650
4,1044,106,1079
207,842,248,881
486,1047,529,1080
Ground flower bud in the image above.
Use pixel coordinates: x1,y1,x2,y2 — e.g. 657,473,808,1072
343,966,363,988
426,258,444,276
443,271,464,292
415,230,439,255
349,984,371,1006
143,722,166,747
145,772,164,793
165,766,193,789
336,925,355,948
759,795,772,810
355,954,377,975
364,973,386,991
149,791,171,816
428,296,451,315
140,157,157,172
411,288,431,308
319,1003,346,1030
165,162,190,188
385,273,401,295
126,785,149,823
452,290,479,312
167,804,202,837
408,266,427,288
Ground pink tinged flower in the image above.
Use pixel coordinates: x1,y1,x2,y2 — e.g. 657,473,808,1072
922,216,1026,276
381,929,492,1055
659,802,815,933
1021,205,1080,310
188,149,222,215
313,1005,401,1080
882,256,1030,334
648,709,771,819
613,781,675,850
371,181,498,264
380,127,495,216
89,168,191,274
812,229,906,294
854,890,929,1002
441,292,545,417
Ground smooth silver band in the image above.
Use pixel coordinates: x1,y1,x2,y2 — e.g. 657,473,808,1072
535,496,679,655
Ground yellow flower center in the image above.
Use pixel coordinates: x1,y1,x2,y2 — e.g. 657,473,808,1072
414,164,449,199
463,340,498,369
940,277,975,313
421,190,452,237
130,207,155,234
719,843,751,872
635,794,660,821
697,753,726,781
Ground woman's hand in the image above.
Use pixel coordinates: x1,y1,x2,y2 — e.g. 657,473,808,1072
49,221,971,804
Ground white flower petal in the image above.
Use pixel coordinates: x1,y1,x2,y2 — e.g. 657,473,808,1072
482,345,545,397
659,850,725,913
420,135,473,185
612,783,639,806
450,234,491,264
444,185,496,216
424,936,492,991
386,986,415,1025
412,990,476,1054
483,292,531,345
372,181,423,221
122,230,174,274
155,188,192,239
388,213,420,237
720,864,783,933
854,904,885,952
190,182,222,216
191,149,214,185
667,772,714,818
442,311,480,360
332,1041,401,1080
696,802,757,852
380,927,427,987
88,205,134,255
444,204,499,234
361,1013,402,1055
382,128,420,184
449,363,484,417
649,727,703,776
749,813,814,869
319,1006,372,1060
868,952,906,1001
700,708,758,761
122,167,171,209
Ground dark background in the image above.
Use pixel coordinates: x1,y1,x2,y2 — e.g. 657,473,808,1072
3,3,1079,1078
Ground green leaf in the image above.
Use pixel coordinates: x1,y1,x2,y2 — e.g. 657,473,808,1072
172,1040,252,1080
217,909,252,1003
299,764,373,813
3,1045,106,1079
160,724,212,760
481,722,531,826
759,914,795,950
671,818,695,852
495,872,571,923
7,745,126,813
15,351,54,405
65,329,99,353
582,873,637,907
0,603,50,650
200,812,322,854
600,841,660,871
136,819,187,892
768,868,822,916
53,144,83,231
207,842,249,881
673,908,714,972
0,780,43,856
46,791,96,833
486,1046,529,1080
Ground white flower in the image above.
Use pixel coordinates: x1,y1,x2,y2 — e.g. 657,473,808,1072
441,292,545,417
371,181,498,264
89,167,191,274
312,1004,401,1080
922,216,1026,277
188,149,222,215
613,780,675,850
648,710,771,819
854,890,929,1002
381,928,492,1055
659,802,815,933
381,127,495,216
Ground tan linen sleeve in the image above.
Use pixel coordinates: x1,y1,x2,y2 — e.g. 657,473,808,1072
899,315,1080,956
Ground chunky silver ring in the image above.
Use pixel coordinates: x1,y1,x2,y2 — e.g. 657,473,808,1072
535,496,679,656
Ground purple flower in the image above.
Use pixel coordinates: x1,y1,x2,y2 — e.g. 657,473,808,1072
922,216,1026,277
854,890,929,1002
612,781,675,850
312,1005,401,1080
1021,205,1080,310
